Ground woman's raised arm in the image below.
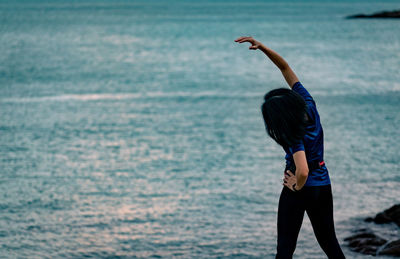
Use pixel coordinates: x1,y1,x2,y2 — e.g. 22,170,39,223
234,36,299,88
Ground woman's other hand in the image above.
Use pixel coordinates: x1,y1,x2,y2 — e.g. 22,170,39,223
283,170,297,191
234,36,261,50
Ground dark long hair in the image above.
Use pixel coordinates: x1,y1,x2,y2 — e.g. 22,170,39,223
260,88,307,148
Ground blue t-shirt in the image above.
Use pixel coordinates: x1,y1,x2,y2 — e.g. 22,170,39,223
283,81,331,186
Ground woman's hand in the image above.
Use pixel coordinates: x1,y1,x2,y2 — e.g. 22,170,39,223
234,36,300,87
283,170,298,191
234,36,261,50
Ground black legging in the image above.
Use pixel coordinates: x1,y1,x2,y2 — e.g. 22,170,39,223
276,184,346,258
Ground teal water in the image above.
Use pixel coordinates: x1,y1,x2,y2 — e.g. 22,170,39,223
1,1,399,258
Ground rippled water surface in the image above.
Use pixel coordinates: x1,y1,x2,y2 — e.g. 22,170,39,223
1,0,399,258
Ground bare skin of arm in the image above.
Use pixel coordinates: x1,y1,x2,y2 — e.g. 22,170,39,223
235,36,308,191
284,151,309,190
234,36,299,88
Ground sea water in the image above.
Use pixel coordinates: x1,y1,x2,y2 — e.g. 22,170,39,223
0,0,399,258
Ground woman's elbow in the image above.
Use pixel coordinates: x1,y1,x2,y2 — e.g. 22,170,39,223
297,169,309,178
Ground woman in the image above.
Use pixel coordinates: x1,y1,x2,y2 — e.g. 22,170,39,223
234,36,346,259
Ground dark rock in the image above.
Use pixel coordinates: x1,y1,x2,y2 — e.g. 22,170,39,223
374,212,394,224
364,217,374,222
347,10,400,19
345,205,400,256
344,229,387,255
344,231,382,241
364,204,400,227
379,239,400,256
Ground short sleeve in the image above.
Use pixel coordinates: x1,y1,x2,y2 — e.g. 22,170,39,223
288,140,305,154
292,81,315,104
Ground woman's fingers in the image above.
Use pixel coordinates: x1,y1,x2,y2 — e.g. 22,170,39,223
234,37,245,42
286,170,294,176
235,36,259,51
237,39,251,44
234,37,254,44
282,172,297,192
234,37,244,42
234,36,252,42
